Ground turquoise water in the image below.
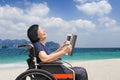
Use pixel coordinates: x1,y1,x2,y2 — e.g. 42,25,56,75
0,48,120,68
63,51,120,60
0,48,28,64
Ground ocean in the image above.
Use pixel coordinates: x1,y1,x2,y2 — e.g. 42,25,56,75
0,48,120,68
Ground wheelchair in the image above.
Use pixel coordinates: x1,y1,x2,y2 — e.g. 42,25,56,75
15,44,75,80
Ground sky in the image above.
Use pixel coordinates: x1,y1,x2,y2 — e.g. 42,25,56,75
0,0,120,47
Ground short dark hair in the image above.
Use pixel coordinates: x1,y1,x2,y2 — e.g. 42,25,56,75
27,24,39,43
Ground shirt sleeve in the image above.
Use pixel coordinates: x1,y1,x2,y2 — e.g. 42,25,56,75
33,42,45,55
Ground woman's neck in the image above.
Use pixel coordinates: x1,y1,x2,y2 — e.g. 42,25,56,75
39,40,45,45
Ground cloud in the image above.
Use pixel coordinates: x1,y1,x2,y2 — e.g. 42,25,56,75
0,3,49,39
70,19,95,31
26,2,49,17
0,5,23,19
75,0,112,16
98,17,120,32
110,27,120,32
74,0,87,4
75,0,120,33
40,17,96,34
98,17,116,28
0,2,96,40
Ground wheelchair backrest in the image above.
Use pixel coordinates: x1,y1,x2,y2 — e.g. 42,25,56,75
25,44,38,69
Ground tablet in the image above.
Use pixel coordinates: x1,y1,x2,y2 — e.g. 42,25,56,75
66,34,77,56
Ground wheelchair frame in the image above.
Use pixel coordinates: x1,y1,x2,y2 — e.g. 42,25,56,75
15,44,75,80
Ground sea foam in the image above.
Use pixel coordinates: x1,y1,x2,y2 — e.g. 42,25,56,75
0,62,27,68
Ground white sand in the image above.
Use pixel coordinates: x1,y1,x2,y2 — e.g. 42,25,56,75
71,59,120,80
0,59,120,80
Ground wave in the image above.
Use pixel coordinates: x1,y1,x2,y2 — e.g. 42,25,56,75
0,62,28,68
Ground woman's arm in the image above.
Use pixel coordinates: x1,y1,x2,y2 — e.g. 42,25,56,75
54,41,66,53
38,45,72,63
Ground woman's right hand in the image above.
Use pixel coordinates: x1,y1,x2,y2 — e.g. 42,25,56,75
60,41,67,48
63,45,72,54
55,41,72,54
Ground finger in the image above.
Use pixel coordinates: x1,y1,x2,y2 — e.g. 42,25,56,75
68,44,72,48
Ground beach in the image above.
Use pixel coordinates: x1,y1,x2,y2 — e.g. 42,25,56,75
0,59,120,80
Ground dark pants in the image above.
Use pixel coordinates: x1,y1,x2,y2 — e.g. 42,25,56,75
71,67,88,80
62,66,88,80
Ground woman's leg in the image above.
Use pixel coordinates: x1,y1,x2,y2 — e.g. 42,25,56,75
71,67,88,80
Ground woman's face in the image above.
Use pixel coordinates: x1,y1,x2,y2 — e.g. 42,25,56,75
37,27,47,41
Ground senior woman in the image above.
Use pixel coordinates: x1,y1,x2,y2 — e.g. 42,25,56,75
27,24,88,80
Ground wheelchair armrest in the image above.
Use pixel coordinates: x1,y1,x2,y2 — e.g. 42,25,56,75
39,61,63,66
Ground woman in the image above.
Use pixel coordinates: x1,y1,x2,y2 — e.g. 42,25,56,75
27,24,88,80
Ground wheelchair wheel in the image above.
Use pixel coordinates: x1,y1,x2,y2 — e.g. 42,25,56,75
15,69,56,80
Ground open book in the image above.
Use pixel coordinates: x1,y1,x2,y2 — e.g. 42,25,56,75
66,34,77,56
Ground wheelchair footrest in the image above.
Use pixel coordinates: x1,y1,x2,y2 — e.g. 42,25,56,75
53,74,74,80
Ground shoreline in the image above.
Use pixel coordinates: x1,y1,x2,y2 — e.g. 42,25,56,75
0,59,120,80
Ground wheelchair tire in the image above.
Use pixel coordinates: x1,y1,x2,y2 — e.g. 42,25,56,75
15,69,56,80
